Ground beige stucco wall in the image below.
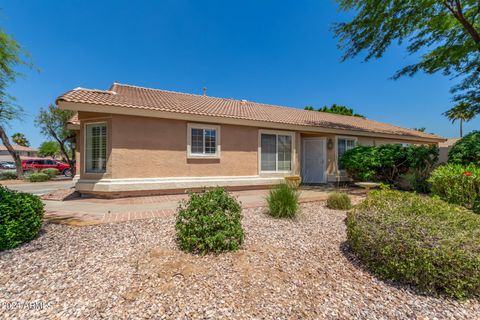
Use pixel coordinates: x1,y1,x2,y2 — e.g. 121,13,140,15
109,115,260,178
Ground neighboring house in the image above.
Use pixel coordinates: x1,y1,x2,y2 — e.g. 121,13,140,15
438,138,460,164
58,83,445,197
0,144,39,162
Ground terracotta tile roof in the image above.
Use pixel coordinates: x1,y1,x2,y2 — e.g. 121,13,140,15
0,144,38,152
68,113,79,125
57,83,444,141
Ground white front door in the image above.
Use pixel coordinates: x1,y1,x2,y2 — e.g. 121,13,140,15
302,138,326,184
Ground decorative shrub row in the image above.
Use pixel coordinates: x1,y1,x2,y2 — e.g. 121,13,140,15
0,186,44,250
266,183,299,218
41,168,59,179
429,164,480,213
347,190,480,299
0,171,17,180
340,144,438,192
326,192,352,210
448,131,480,166
28,172,50,182
175,188,244,254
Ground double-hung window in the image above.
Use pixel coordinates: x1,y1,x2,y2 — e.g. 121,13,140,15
337,137,356,170
260,132,293,172
85,123,107,173
188,124,220,157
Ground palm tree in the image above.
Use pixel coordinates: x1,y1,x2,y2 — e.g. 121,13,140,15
443,102,477,138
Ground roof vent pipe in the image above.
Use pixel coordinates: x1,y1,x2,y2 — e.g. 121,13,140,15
203,87,207,96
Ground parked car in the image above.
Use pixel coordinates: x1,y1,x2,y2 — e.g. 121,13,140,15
0,161,16,170
22,159,72,177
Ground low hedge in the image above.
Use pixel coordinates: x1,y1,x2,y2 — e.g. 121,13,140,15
41,168,59,179
347,190,480,299
28,172,50,183
429,164,480,213
0,171,17,180
175,188,244,254
266,183,299,218
326,192,352,210
0,186,44,250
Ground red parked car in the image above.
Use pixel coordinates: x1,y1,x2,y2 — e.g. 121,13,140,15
22,159,73,177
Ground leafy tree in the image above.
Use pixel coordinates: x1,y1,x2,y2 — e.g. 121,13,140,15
334,0,480,115
11,132,30,147
38,141,61,158
0,29,31,178
304,103,365,118
413,127,426,132
448,130,480,165
35,104,76,168
443,102,477,137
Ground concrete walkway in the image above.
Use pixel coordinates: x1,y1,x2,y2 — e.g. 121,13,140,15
44,187,366,225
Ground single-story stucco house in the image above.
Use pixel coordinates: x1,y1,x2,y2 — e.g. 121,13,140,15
0,144,39,162
57,83,445,197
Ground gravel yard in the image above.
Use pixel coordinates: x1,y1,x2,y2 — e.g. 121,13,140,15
1,203,478,319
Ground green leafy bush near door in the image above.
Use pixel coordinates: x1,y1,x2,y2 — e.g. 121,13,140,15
347,190,480,299
175,188,244,254
429,164,480,213
340,144,438,192
0,186,44,250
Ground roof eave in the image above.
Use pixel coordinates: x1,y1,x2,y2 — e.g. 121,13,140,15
57,100,445,143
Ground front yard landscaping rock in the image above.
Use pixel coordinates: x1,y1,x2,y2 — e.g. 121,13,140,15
0,203,478,319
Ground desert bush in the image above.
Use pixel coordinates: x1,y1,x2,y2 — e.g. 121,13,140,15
175,188,243,254
41,168,59,179
429,164,480,213
266,183,299,218
28,172,50,183
0,186,44,250
0,171,17,180
341,144,438,192
448,131,480,166
347,190,480,299
326,192,352,210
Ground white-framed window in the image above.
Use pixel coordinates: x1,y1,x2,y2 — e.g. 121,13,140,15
85,122,107,173
260,131,294,172
187,123,221,158
337,136,357,170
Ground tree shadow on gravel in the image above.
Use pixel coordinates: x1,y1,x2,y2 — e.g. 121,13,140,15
339,240,436,299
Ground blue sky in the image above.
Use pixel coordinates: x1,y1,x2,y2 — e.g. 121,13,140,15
2,0,478,148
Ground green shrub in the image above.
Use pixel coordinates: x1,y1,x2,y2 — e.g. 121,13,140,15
347,190,480,299
28,172,50,183
429,164,480,213
0,186,44,250
175,188,243,254
0,171,17,180
341,144,438,192
266,183,299,218
41,168,59,179
326,192,352,210
448,131,480,166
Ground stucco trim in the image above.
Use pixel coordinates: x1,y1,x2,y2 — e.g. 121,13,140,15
75,175,285,192
58,101,445,143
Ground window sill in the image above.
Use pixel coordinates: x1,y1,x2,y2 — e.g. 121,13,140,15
187,154,220,160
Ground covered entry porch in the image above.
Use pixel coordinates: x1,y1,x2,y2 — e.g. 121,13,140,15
299,133,354,184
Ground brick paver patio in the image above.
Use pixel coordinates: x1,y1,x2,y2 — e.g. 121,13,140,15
43,187,365,225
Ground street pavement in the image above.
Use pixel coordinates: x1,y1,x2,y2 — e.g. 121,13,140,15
1,179,75,195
